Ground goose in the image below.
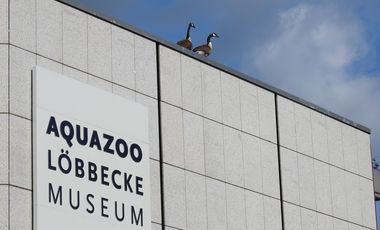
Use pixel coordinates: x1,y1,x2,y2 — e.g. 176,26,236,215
177,22,196,50
193,32,219,57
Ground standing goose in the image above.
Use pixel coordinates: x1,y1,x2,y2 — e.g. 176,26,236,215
193,32,219,57
177,22,196,50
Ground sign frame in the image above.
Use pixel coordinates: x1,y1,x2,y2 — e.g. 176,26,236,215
32,66,151,230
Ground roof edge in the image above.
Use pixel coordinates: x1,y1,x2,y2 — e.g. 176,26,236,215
56,0,371,134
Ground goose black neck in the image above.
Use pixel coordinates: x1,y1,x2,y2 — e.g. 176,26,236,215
186,24,192,39
207,34,213,44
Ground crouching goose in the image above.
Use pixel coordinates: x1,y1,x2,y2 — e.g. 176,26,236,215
177,22,196,50
193,32,219,57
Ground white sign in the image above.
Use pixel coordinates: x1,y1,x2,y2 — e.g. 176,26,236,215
33,67,151,230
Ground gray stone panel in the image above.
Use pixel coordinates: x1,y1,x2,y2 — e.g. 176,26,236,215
204,119,225,181
36,56,63,74
330,166,347,220
314,160,332,215
242,133,262,193
10,0,36,52
294,103,313,157
326,117,344,168
135,35,157,98
88,16,112,81
206,178,227,230
36,0,62,62
311,111,329,162
333,219,349,230
356,131,373,179
245,190,264,230
111,25,135,90
283,202,301,230
150,160,161,224
185,172,207,230
223,126,244,186
0,185,8,230
151,223,162,230
342,125,359,174
0,45,8,113
163,164,186,229
258,88,276,143
226,185,246,230
317,213,333,230
298,154,316,210
62,65,88,83
240,80,260,137
0,0,7,43
10,187,32,230
261,141,280,198
87,75,112,92
300,208,317,230
181,55,202,115
345,172,362,224
263,197,282,230
112,84,136,101
159,46,181,106
0,114,8,184
183,111,205,174
278,96,297,150
280,147,300,204
9,47,35,119
201,64,222,122
10,115,31,189
348,224,362,230
62,5,88,71
359,177,376,228
161,103,184,167
221,72,241,129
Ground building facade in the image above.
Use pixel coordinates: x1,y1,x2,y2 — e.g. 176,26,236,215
0,0,376,229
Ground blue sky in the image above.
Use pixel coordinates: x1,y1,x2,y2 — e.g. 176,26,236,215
67,0,380,158
68,0,380,226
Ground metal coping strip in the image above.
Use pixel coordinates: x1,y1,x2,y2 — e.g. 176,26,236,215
56,0,371,134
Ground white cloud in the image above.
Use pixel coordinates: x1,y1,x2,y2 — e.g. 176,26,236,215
246,3,380,155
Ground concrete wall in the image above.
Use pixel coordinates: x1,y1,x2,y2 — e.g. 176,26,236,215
278,96,376,230
159,46,281,230
0,0,376,230
1,0,160,229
